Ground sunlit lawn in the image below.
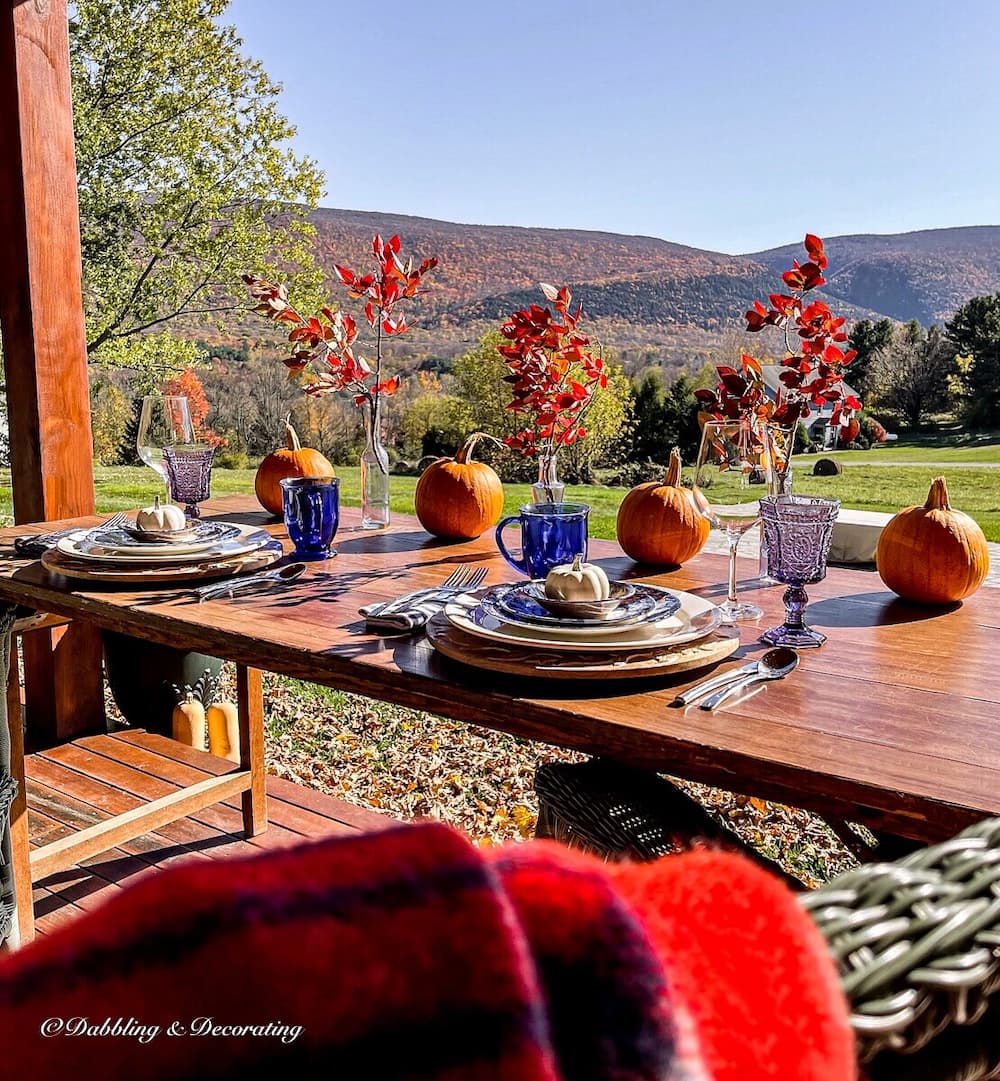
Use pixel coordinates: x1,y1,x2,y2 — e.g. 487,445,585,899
797,445,1000,464
3,460,997,541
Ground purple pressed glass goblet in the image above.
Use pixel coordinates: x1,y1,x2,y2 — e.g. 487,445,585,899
162,446,216,519
759,495,840,649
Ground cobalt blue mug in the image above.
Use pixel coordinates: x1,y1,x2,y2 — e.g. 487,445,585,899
281,476,340,560
494,502,590,578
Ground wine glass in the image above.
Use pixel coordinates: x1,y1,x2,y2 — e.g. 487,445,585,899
136,395,195,500
692,419,765,622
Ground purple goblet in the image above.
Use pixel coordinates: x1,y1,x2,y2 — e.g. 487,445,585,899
759,495,840,649
163,446,216,518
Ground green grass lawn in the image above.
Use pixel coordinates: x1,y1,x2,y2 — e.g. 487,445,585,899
797,444,1000,464
3,458,997,541
796,427,1000,464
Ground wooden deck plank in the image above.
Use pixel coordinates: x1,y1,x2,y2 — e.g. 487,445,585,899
265,774,397,832
88,731,364,840
21,730,396,935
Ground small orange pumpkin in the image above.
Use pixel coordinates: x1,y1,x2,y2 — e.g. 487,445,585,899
255,419,335,516
838,418,860,447
414,433,504,540
172,691,207,752
616,447,710,565
876,476,990,604
207,700,240,764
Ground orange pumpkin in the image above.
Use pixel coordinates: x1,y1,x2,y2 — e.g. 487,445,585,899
414,433,504,540
207,700,240,764
837,418,860,447
876,476,990,604
172,691,206,752
254,419,335,516
616,447,710,565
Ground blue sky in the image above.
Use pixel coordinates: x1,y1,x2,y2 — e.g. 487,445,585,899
228,0,1000,253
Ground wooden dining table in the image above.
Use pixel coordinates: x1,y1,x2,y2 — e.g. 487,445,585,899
2,494,998,865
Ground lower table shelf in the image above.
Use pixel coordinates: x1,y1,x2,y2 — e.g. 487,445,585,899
24,728,396,937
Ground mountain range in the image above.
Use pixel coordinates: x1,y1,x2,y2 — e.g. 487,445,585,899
299,210,1000,372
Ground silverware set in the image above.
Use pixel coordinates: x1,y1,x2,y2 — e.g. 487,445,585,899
360,565,489,619
13,510,130,557
184,562,308,602
674,646,800,710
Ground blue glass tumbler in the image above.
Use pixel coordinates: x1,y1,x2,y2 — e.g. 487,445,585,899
280,476,340,560
494,502,590,578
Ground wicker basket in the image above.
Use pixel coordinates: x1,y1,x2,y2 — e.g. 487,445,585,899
534,757,797,886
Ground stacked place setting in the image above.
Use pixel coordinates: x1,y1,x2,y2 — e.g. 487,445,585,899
40,497,282,586
426,501,738,680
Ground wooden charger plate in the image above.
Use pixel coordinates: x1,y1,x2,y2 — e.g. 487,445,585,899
426,610,740,680
41,540,284,584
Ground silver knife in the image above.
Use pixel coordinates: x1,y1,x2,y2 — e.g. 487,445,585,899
672,660,760,706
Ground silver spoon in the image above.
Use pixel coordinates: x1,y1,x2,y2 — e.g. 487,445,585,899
698,647,799,711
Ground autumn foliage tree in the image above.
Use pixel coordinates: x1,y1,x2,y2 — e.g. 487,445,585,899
163,368,223,446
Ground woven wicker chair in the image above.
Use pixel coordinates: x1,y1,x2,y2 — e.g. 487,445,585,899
534,756,800,887
534,758,1000,1080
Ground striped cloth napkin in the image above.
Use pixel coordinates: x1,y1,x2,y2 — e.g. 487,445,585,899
12,529,78,558
360,588,460,635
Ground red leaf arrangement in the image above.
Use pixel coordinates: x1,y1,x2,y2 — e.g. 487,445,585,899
497,285,608,457
699,235,861,432
243,234,438,412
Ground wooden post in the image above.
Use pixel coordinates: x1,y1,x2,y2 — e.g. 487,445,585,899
0,0,105,742
236,665,267,836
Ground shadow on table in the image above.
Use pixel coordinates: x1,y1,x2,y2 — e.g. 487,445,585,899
332,530,486,556
805,592,961,628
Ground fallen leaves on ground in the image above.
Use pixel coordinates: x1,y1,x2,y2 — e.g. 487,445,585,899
107,667,859,887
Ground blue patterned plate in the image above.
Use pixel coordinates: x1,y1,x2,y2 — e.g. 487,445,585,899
485,581,681,632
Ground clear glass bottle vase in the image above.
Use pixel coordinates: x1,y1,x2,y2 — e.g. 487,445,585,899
360,396,390,529
531,451,566,505
758,422,795,579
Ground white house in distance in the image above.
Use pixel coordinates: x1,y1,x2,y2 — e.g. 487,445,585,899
759,365,862,447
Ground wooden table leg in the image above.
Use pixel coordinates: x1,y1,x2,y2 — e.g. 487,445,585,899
6,648,33,946
236,665,267,837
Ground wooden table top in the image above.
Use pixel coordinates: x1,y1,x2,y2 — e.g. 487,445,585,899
1,495,997,842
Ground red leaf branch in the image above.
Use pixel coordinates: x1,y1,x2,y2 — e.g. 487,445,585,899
497,285,608,457
244,234,438,411
700,234,861,432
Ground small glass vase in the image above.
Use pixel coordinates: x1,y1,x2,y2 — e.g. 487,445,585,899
360,396,390,529
531,452,566,505
758,422,796,581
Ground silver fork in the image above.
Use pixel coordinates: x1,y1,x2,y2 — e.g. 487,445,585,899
360,564,488,617
51,510,130,549
86,510,129,537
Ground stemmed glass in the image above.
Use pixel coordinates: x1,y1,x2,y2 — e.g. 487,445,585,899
136,395,213,516
692,419,765,622
758,495,840,648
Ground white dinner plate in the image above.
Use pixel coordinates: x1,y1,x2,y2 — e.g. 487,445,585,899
56,523,270,564
444,589,721,652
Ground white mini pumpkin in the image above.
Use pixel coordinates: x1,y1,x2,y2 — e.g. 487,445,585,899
544,554,611,601
136,495,186,532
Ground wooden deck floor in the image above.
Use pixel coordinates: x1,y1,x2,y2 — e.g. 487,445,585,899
26,728,395,936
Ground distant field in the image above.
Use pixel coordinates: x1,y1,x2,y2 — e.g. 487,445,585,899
3,457,997,542
797,445,1000,464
